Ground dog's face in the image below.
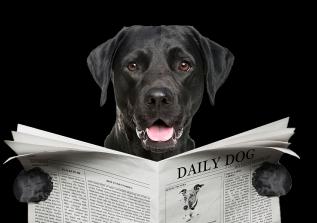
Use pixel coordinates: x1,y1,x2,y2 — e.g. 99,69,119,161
87,26,234,154
112,26,206,152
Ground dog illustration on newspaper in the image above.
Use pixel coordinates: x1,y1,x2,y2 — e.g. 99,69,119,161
179,184,204,222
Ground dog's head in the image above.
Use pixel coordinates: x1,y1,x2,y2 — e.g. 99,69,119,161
87,25,234,154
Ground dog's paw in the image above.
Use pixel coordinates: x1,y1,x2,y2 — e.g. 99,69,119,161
13,167,53,203
252,162,292,197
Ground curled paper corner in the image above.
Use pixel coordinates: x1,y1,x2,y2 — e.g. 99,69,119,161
3,153,34,165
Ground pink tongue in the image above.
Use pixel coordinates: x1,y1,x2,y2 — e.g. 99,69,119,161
146,125,174,141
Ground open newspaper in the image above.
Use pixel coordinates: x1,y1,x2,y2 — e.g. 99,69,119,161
4,118,299,223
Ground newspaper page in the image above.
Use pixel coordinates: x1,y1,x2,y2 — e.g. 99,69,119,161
4,118,298,223
158,145,298,223
6,141,159,223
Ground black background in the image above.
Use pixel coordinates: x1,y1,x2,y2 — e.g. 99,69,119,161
0,5,314,222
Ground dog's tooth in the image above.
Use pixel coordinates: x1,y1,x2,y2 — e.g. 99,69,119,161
142,137,148,145
136,128,145,139
176,128,183,139
172,130,177,139
172,132,178,144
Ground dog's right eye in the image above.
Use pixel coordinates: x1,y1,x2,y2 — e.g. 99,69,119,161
127,62,138,71
177,61,192,72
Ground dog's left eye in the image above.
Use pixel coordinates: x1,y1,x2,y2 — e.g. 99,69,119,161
127,62,138,71
178,61,192,72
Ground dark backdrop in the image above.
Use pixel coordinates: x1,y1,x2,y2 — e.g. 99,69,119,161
0,7,313,222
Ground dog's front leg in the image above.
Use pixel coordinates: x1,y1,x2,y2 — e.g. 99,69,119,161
252,162,292,197
13,167,53,203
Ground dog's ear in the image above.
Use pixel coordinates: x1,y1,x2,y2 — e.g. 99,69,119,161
87,28,127,106
197,33,234,105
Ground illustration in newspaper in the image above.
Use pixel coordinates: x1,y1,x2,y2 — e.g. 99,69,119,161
166,177,222,223
179,184,204,222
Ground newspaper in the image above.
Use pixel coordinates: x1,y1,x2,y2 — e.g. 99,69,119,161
4,118,299,223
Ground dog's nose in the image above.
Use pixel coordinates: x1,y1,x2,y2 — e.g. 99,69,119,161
144,88,173,107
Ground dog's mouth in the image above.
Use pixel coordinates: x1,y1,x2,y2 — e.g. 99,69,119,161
135,119,183,153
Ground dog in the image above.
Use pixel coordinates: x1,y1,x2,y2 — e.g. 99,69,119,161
13,25,292,203
179,184,204,222
87,25,234,161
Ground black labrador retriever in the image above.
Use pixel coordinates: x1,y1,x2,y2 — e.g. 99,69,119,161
13,25,292,203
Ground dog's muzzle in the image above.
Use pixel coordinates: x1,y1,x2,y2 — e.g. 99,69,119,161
135,122,183,153
134,87,184,153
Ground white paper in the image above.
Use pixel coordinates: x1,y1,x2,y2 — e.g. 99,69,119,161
4,118,299,223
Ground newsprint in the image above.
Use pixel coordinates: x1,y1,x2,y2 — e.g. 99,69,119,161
5,118,299,223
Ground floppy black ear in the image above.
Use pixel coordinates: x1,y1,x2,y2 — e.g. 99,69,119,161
200,36,234,105
87,28,127,106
